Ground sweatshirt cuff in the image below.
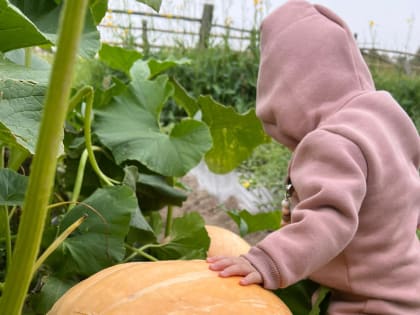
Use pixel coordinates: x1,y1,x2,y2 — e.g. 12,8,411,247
242,246,283,290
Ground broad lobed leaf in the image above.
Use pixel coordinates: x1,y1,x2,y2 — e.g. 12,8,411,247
48,186,138,276
94,68,212,177
199,95,271,174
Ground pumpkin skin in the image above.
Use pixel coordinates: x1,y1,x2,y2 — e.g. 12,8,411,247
48,260,292,315
205,224,251,257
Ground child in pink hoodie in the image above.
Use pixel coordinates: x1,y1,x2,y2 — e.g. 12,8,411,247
207,1,420,314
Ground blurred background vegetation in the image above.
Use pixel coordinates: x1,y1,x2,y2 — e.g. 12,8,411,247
100,4,420,211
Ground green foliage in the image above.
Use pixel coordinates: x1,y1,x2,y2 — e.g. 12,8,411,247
372,70,420,130
48,186,137,277
274,280,330,315
227,209,281,236
0,0,52,52
157,47,259,116
0,169,28,206
199,95,271,173
94,66,212,177
10,0,100,58
98,43,142,75
0,80,46,154
149,212,210,260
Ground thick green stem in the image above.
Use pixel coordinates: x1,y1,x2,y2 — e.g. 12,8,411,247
71,145,118,211
82,88,117,187
70,149,89,210
0,1,88,314
165,205,173,237
0,206,12,273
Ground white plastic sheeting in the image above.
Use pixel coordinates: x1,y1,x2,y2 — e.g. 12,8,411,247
188,161,273,214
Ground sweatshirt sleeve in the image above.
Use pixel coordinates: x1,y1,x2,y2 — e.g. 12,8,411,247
243,130,367,289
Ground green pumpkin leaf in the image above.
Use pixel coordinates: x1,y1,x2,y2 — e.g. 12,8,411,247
199,95,271,174
150,212,210,260
126,208,158,247
170,77,199,117
89,0,108,25
123,165,140,191
136,0,162,12
129,207,155,235
0,0,51,52
227,209,281,236
274,280,320,315
147,57,190,78
30,276,76,314
0,60,50,84
136,173,187,211
48,186,138,276
98,43,142,75
94,71,212,177
5,48,51,70
0,168,28,206
130,59,150,81
0,79,46,154
10,0,100,58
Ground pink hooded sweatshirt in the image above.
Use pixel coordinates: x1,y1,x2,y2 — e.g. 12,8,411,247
243,1,420,314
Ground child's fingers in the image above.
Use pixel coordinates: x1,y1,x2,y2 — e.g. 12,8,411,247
239,271,263,286
207,256,238,271
206,256,225,263
207,256,263,285
219,262,252,277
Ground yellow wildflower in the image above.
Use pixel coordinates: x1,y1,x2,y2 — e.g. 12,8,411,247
242,180,251,189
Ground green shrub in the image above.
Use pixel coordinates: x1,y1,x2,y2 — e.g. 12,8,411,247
154,46,259,119
373,70,420,130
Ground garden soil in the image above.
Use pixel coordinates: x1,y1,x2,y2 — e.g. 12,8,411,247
174,174,270,246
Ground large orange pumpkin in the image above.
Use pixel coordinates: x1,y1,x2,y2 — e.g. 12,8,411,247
205,224,251,257
48,260,291,315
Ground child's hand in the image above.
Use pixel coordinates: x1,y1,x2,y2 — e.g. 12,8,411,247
206,256,263,286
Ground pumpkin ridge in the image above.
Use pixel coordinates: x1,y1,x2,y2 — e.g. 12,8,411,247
100,271,216,313
49,263,139,313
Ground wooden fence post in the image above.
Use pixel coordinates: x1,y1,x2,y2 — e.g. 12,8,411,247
142,19,150,55
198,4,213,49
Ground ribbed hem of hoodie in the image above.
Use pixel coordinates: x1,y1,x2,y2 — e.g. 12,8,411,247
242,247,283,290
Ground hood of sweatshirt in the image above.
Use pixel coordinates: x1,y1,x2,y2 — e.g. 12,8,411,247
256,0,375,150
